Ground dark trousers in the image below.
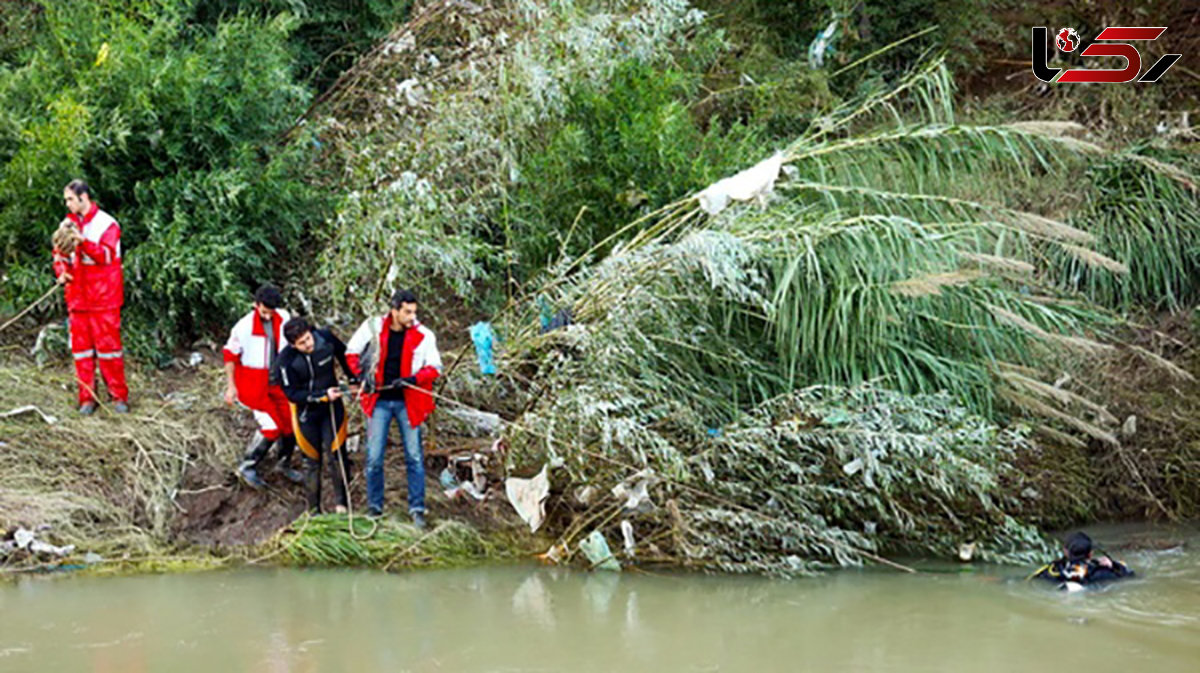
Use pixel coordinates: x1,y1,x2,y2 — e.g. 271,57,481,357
291,399,350,512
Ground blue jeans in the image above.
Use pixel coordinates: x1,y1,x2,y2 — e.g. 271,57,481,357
366,397,425,514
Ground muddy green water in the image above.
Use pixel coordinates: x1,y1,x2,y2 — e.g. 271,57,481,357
1,525,1197,672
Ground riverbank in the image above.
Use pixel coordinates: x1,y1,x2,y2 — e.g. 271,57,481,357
4,310,1200,578
2,0,1199,579
0,338,540,577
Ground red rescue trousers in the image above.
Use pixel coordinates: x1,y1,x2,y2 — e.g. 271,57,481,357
70,309,128,405
250,386,295,440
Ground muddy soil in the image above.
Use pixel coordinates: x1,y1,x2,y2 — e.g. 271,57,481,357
172,428,513,548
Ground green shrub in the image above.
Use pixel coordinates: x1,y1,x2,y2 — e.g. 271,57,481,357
189,0,414,92
510,60,764,270
0,1,329,359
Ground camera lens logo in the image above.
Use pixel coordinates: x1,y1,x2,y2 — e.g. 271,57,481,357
1056,27,1080,52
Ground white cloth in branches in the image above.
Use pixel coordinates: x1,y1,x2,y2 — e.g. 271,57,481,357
696,152,785,215
506,464,551,532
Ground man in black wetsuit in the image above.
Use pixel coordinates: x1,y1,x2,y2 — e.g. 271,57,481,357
1032,531,1134,588
272,317,360,514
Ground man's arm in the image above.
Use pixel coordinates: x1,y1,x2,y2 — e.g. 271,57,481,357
273,352,309,404
223,361,237,405
76,222,120,266
344,319,371,377
326,329,358,383
414,331,442,386
221,324,242,405
1092,556,1134,580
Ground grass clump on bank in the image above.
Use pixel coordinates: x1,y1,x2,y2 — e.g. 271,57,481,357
266,514,529,571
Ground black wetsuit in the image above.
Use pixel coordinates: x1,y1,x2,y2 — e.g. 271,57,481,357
272,328,357,512
1033,557,1134,587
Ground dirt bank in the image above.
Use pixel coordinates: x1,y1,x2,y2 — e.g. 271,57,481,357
0,322,528,572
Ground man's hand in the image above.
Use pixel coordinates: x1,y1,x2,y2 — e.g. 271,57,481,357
224,384,237,406
327,387,343,401
56,272,73,286
393,376,418,388
348,381,362,397
1096,556,1113,569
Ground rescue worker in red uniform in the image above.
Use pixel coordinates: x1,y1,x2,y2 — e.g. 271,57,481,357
223,284,303,488
346,289,442,526
51,180,129,415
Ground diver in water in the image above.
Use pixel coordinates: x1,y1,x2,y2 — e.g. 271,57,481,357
1031,531,1134,590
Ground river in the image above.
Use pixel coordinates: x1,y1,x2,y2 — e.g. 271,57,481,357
0,524,1196,672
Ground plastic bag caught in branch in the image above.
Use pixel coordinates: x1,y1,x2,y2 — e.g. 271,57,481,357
506,464,551,532
695,152,784,215
611,468,658,512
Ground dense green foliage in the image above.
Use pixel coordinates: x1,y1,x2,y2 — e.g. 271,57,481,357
510,61,764,270
1059,152,1200,311
190,0,413,91
0,0,327,360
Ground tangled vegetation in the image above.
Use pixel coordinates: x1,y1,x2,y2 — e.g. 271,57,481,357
0,0,329,362
506,382,1052,575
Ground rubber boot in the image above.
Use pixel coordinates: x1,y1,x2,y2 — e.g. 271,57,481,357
303,453,322,514
330,449,351,511
272,435,304,484
238,433,274,489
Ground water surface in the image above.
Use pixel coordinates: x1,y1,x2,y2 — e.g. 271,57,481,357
1,525,1196,672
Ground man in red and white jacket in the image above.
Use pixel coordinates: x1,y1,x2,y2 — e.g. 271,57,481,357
52,180,128,415
346,289,442,525
222,284,302,488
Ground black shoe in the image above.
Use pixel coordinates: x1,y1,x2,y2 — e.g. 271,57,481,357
411,512,427,530
237,434,274,489
367,507,383,519
79,402,97,416
113,401,130,414
273,462,305,485
238,465,267,489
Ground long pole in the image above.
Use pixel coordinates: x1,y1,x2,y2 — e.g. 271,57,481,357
0,285,59,334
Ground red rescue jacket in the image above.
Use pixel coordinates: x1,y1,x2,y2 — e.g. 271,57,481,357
346,315,442,427
52,203,124,312
222,308,291,411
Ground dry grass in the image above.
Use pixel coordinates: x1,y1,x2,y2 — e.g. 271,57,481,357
0,351,239,565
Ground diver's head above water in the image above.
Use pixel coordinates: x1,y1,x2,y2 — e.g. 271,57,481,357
1065,531,1094,562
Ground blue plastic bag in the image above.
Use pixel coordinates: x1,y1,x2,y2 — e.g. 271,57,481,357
470,322,497,375
807,15,840,69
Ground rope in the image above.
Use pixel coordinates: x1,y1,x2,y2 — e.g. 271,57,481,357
0,285,59,334
331,397,378,541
